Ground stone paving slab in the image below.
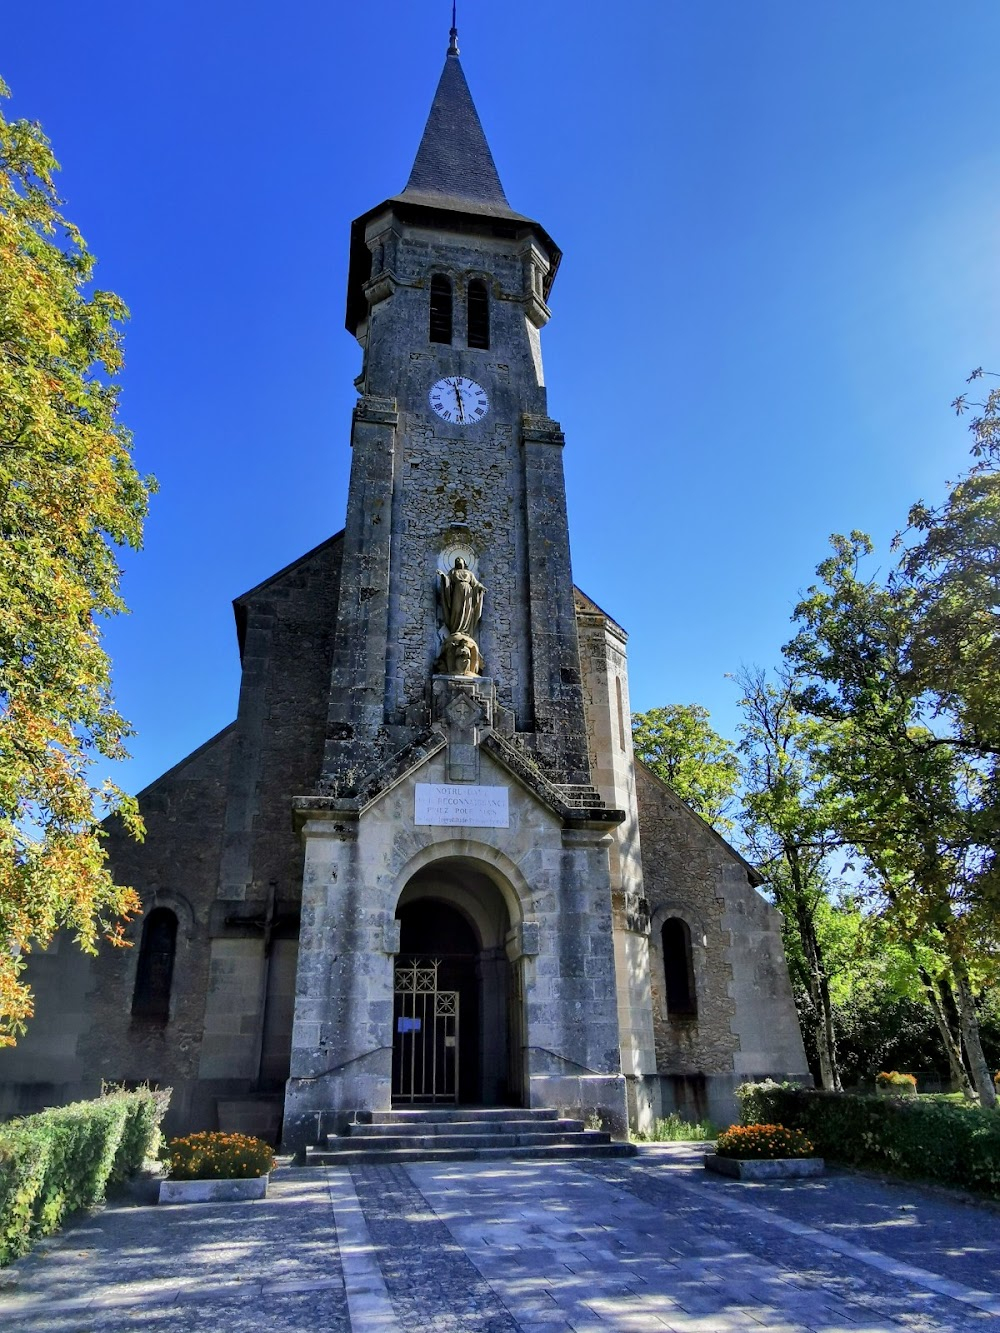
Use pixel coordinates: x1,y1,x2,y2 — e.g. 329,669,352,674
409,1149,1000,1331
0,1167,350,1332
0,1147,997,1331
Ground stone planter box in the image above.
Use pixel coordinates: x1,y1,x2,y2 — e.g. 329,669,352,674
158,1174,269,1204
704,1154,824,1180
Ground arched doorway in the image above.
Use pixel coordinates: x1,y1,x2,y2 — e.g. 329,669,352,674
393,859,520,1107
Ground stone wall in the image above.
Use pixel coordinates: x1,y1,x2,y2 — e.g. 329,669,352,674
197,536,343,1118
284,743,628,1149
634,761,809,1125
574,592,657,1131
0,534,343,1135
324,214,592,786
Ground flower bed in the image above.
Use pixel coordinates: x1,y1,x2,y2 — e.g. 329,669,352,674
159,1131,275,1205
705,1122,823,1179
164,1131,275,1181
715,1124,815,1160
876,1071,918,1096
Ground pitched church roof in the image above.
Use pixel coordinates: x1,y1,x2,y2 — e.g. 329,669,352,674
396,49,521,221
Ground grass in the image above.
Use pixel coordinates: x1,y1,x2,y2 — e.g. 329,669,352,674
632,1113,718,1143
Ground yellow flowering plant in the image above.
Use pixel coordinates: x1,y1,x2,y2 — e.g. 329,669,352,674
715,1123,815,1160
165,1131,275,1181
875,1071,918,1093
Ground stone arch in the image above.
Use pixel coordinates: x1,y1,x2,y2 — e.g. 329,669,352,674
390,843,528,1108
147,888,196,940
390,838,529,935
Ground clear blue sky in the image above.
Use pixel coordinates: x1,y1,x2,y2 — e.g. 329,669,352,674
5,2,1000,793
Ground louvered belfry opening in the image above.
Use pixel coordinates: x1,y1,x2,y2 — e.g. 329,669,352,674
467,278,490,349
131,907,178,1023
429,274,453,344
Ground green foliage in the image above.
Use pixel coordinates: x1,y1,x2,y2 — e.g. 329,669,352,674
715,1123,814,1159
0,1087,167,1265
735,669,847,1089
786,526,999,1105
632,1113,717,1142
631,703,740,831
0,81,154,1041
164,1131,275,1181
738,1081,1000,1197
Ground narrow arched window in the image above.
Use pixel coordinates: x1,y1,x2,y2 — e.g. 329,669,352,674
662,917,697,1018
132,908,178,1022
615,677,627,752
429,275,453,345
467,279,490,350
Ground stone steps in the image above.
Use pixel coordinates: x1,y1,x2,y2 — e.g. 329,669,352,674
304,1141,635,1165
364,1107,560,1125
301,1106,636,1166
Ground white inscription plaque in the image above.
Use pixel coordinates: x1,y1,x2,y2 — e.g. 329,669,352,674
414,783,509,828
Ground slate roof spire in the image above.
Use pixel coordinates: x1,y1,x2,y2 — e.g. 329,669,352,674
399,22,514,217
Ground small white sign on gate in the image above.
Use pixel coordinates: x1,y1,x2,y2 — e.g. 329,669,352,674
414,783,509,828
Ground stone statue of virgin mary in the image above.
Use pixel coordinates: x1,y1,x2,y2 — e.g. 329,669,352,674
438,558,485,637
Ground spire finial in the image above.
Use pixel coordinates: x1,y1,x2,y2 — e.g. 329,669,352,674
448,1,459,56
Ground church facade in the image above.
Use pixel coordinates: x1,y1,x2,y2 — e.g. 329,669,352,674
0,40,808,1147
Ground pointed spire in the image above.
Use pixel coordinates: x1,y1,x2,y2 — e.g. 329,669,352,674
400,44,512,214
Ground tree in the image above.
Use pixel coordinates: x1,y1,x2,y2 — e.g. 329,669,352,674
787,532,999,1107
0,82,153,1043
735,668,845,1090
631,703,740,832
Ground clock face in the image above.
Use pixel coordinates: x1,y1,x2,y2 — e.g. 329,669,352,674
429,376,489,425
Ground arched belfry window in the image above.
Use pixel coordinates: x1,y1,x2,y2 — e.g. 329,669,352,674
662,917,697,1018
429,274,453,345
131,908,178,1022
467,278,490,350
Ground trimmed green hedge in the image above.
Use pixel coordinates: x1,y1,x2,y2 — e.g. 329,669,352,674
738,1081,1000,1198
0,1087,169,1266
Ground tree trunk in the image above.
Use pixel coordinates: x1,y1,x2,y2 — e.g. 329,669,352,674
916,962,974,1098
952,956,997,1108
787,853,841,1091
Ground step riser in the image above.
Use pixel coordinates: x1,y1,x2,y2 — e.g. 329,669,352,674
323,1132,610,1152
304,1143,636,1166
342,1118,585,1139
367,1109,558,1124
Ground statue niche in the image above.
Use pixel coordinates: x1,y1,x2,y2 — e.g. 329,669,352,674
435,557,486,677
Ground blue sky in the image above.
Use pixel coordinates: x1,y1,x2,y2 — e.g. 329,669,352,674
5,1,1000,793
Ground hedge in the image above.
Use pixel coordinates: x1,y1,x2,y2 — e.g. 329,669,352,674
0,1086,169,1266
738,1081,1000,1198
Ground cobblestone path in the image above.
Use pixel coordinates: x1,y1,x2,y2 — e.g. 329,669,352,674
0,1146,997,1331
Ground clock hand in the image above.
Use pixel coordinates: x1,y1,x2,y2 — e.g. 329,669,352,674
452,378,466,423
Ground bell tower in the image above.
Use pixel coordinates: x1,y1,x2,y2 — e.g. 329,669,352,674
321,31,593,790
283,27,633,1148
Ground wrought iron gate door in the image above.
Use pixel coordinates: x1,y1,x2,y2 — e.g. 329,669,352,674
392,959,459,1103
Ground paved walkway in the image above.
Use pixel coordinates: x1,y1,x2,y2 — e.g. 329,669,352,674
0,1146,998,1331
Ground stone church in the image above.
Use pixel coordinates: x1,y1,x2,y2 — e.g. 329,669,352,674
0,35,808,1148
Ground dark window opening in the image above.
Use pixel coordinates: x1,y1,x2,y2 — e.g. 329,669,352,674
131,908,177,1023
662,917,697,1018
467,279,490,350
429,274,453,345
